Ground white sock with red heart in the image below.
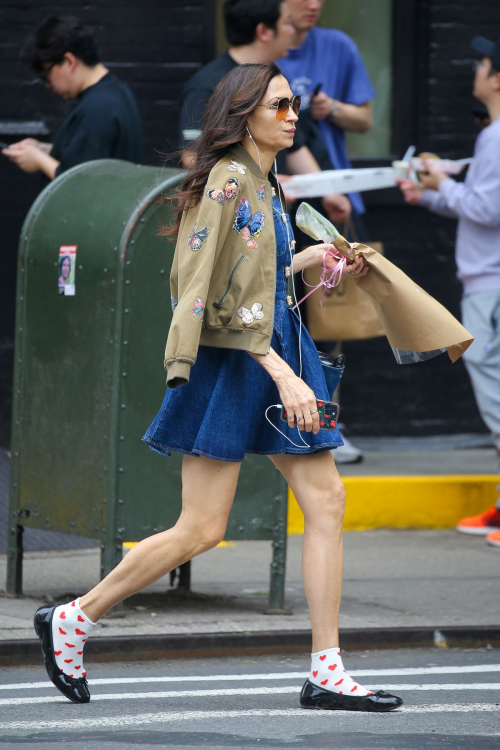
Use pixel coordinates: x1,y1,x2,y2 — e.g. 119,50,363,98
310,647,373,696
51,598,96,679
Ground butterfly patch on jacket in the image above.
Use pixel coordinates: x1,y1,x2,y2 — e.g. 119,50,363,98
233,198,265,250
256,184,266,201
237,302,264,326
207,178,239,205
227,160,246,174
187,222,210,252
192,297,204,320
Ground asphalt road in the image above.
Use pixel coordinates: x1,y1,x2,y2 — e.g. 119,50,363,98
0,648,499,749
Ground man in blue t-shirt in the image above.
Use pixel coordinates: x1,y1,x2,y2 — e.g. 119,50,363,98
278,0,375,223
179,0,352,226
278,1,376,465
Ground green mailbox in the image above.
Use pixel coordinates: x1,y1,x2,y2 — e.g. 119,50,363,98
8,159,288,612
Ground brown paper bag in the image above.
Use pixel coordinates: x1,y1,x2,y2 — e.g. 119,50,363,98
303,241,385,341
331,236,473,363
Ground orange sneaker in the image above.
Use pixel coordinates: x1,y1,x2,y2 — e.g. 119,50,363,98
456,506,500,535
486,530,500,547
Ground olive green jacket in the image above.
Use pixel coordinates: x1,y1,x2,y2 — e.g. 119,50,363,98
165,143,285,388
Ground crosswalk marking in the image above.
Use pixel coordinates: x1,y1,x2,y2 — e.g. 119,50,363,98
0,683,499,707
0,704,499,732
1,664,499,692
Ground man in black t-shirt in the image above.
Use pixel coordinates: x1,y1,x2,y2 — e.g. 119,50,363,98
180,0,351,225
180,0,302,170
3,16,143,180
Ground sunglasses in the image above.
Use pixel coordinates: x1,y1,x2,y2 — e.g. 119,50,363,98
257,95,301,121
39,60,59,82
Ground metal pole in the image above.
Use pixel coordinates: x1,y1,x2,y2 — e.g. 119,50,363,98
266,469,291,614
6,524,23,596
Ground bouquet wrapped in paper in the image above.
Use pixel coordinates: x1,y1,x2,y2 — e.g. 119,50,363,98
295,203,473,364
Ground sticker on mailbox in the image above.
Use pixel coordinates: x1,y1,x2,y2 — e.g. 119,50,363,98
58,245,77,296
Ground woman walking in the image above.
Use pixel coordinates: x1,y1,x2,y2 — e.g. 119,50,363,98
34,62,402,713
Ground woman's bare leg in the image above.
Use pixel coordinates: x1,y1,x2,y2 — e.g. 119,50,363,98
79,455,241,623
269,450,345,653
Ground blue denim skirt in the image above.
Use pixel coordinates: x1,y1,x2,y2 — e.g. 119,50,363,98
143,195,343,463
143,302,343,463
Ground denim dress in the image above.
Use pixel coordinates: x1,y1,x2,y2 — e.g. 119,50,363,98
142,195,343,462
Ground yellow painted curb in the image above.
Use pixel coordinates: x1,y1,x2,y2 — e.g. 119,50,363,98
288,475,499,533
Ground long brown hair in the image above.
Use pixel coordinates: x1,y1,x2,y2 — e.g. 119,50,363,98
162,62,283,238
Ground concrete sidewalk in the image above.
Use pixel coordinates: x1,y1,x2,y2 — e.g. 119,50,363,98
1,438,498,664
1,439,498,551
1,530,498,645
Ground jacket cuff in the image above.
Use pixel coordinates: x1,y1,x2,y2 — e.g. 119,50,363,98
166,360,191,389
438,177,456,200
419,189,439,208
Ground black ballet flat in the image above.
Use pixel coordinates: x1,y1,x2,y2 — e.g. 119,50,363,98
33,605,90,704
300,679,403,712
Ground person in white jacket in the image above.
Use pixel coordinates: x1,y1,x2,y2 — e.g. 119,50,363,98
398,35,500,548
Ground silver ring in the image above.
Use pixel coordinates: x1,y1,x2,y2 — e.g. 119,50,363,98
310,410,319,415
297,415,304,421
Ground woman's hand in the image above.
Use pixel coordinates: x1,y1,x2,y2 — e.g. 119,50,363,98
301,243,369,278
249,348,320,434
345,254,368,278
276,370,320,434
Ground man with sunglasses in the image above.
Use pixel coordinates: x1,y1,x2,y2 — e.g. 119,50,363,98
398,36,500,549
2,16,143,180
179,0,351,226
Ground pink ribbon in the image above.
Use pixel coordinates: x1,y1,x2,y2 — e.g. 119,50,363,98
293,245,348,309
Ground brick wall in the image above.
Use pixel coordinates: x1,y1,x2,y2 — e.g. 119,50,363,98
0,1,214,445
417,0,499,157
340,0,499,437
0,0,498,442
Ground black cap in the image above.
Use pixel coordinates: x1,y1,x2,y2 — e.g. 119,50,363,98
471,36,500,69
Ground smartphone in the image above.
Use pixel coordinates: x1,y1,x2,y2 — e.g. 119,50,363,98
311,83,323,98
280,399,339,430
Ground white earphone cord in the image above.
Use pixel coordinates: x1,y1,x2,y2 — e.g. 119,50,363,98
264,157,309,449
246,126,262,172
246,127,309,448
